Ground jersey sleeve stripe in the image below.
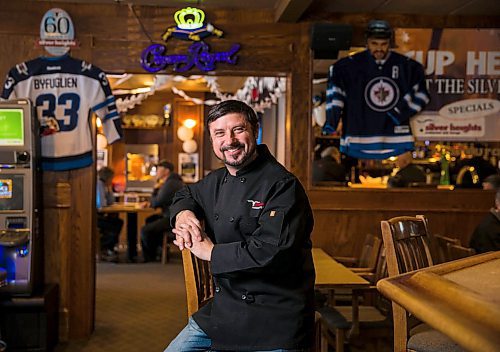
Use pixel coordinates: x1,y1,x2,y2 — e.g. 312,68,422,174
104,111,119,120
92,96,115,111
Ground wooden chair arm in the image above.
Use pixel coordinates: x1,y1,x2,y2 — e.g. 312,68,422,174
350,267,374,273
333,256,359,267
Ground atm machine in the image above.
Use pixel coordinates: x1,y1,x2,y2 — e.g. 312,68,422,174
0,99,42,296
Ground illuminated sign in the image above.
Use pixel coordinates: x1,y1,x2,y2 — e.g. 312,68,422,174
141,7,240,73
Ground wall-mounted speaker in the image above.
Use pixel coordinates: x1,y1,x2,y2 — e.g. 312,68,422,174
311,23,352,60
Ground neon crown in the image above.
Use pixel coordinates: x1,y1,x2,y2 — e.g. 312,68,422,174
174,7,205,30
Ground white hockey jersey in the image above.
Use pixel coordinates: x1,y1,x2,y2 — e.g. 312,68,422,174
2,55,122,171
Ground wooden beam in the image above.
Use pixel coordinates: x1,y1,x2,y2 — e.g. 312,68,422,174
274,0,313,23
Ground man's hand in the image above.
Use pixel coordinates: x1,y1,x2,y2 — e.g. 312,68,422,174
188,234,214,261
172,210,203,250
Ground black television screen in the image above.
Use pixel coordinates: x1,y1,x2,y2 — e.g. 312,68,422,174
0,108,24,146
0,174,24,211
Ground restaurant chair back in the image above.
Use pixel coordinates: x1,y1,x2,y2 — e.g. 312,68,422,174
432,234,461,263
446,243,476,261
380,215,463,352
181,249,214,317
334,234,382,283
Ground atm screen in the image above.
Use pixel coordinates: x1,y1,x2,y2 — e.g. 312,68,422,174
0,175,24,211
0,108,24,146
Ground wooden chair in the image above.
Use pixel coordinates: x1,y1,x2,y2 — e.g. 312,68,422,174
181,249,214,316
335,234,382,275
380,215,464,352
319,247,392,352
431,234,461,263
446,243,476,261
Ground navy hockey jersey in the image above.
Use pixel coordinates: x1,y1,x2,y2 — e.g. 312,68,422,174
325,50,429,159
2,55,122,171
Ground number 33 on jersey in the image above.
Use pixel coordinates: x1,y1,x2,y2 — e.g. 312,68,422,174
1,55,123,171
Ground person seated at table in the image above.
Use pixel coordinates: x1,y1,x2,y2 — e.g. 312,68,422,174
312,146,347,183
140,160,184,262
97,166,123,262
482,174,500,191
469,189,500,253
387,151,425,187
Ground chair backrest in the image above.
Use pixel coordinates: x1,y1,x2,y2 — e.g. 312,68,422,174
372,247,392,316
381,215,434,277
358,234,382,269
181,249,214,316
446,243,476,261
432,234,461,263
380,215,434,352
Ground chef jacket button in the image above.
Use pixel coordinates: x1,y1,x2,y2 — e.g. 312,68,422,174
214,214,219,220
241,294,247,300
240,177,246,183
229,217,235,222
215,286,220,293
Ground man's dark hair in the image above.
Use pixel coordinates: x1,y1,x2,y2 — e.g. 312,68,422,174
98,166,114,182
207,100,259,135
484,174,500,190
157,160,174,172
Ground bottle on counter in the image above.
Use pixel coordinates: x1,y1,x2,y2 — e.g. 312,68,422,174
425,168,433,185
439,150,451,185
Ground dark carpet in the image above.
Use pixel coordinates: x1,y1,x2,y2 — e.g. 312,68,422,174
55,250,187,352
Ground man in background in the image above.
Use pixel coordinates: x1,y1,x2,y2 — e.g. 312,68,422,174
469,189,500,253
482,174,500,191
387,151,426,187
96,167,123,262
140,160,184,262
312,146,346,183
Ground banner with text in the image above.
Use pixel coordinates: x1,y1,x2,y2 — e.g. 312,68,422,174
395,29,499,141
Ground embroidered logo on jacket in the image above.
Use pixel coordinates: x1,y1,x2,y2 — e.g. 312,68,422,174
247,200,265,209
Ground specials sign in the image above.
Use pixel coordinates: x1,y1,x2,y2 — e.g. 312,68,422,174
395,29,500,141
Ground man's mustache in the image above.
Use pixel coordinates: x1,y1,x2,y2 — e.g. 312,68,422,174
221,143,244,152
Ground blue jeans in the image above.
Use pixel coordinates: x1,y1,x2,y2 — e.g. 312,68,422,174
164,317,309,352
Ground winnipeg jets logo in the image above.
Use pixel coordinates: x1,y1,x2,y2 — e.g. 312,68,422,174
247,199,265,210
16,62,28,76
81,61,92,72
364,77,399,112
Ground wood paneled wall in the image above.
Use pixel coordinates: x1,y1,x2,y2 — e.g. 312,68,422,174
310,188,495,258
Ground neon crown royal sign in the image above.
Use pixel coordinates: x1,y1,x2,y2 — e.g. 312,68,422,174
141,7,240,73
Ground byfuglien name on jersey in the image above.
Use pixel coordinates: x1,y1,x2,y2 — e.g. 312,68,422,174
33,77,78,90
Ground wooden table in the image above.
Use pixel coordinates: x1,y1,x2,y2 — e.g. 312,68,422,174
98,204,159,261
312,248,370,339
377,251,500,352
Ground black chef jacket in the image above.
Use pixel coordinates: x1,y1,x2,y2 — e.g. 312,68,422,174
170,144,316,351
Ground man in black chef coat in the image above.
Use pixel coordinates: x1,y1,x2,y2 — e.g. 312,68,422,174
164,100,316,352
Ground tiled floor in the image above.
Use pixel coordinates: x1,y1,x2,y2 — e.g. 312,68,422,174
55,250,187,352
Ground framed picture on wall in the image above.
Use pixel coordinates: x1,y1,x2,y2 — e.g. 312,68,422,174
179,152,199,183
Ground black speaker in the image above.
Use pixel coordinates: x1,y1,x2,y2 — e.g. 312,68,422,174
311,23,352,59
